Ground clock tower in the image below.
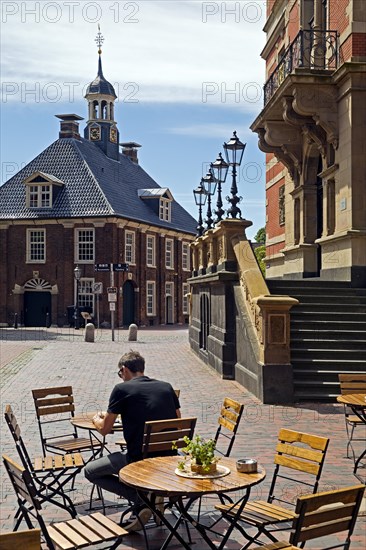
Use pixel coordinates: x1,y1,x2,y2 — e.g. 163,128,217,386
84,27,119,160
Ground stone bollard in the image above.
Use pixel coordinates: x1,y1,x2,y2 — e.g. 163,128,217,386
84,322,95,343
128,323,138,341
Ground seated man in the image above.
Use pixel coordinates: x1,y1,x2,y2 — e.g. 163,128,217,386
84,349,180,531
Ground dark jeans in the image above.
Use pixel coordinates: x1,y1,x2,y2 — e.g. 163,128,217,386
84,451,140,507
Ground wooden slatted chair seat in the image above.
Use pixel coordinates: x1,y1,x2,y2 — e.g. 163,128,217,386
32,453,84,473
251,485,365,550
32,386,102,457
338,374,366,460
3,455,127,550
216,428,329,549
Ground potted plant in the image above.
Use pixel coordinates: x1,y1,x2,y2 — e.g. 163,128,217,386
173,435,219,475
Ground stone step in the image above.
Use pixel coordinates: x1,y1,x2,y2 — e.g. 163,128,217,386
291,339,366,350
291,329,366,340
292,303,366,313
292,348,366,360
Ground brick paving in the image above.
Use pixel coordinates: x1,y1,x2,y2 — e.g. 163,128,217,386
0,327,365,549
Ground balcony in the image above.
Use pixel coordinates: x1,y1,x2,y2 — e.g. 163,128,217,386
264,29,339,105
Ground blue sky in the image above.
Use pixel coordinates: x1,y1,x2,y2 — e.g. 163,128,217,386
1,1,267,239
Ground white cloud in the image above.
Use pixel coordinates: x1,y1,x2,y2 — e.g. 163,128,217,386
1,1,266,108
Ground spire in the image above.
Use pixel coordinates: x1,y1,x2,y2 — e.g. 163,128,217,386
95,24,104,78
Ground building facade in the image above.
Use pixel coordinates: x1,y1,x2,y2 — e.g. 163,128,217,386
251,0,366,285
0,44,196,328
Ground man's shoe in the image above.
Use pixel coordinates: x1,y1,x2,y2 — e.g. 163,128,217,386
122,507,152,532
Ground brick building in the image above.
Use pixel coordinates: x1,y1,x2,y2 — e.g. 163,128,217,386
251,0,366,284
0,42,196,328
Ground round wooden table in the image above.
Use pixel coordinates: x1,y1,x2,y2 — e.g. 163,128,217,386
120,455,266,549
337,393,366,479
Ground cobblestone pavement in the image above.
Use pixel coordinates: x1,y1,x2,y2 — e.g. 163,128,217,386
0,327,365,549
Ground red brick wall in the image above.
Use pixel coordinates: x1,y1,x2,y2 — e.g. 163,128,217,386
329,0,350,35
0,222,192,327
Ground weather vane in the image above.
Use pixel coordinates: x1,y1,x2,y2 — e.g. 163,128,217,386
95,24,104,54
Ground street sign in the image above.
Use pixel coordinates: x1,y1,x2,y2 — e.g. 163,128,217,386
107,287,117,302
93,282,103,294
94,263,110,272
109,302,116,311
113,263,129,272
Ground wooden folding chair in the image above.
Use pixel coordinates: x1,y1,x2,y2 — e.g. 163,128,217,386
4,405,83,526
32,386,102,458
338,374,366,460
142,416,197,458
250,484,365,550
0,528,41,550
3,454,127,550
216,428,329,549
214,397,244,457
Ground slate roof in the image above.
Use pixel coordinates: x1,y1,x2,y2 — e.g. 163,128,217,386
0,137,196,235
85,56,117,98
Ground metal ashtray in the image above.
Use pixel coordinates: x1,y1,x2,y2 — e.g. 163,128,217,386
236,458,257,473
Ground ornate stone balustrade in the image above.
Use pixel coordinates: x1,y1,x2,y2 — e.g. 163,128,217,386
190,219,298,367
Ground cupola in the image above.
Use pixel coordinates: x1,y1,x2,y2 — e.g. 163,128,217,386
84,26,119,161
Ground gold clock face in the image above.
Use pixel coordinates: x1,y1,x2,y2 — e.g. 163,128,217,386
110,127,117,143
90,127,100,141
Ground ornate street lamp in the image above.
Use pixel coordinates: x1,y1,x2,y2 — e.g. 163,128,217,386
193,179,207,237
202,171,217,230
74,265,81,330
223,131,246,219
210,152,229,224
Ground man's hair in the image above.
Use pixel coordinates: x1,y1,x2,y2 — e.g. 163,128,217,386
118,350,145,373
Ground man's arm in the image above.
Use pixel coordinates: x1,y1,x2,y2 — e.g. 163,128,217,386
176,409,181,418
92,411,117,436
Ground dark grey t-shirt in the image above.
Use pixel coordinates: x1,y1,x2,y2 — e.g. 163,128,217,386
107,376,180,462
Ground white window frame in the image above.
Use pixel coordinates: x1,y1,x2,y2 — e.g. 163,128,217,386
183,283,189,315
78,278,95,314
26,228,46,263
75,228,95,263
125,230,136,265
27,184,51,208
165,238,174,269
146,281,156,316
182,242,190,271
146,235,156,267
159,198,171,222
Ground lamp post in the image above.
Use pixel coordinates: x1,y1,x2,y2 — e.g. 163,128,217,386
223,131,246,219
74,265,81,330
210,152,229,224
202,171,217,230
193,179,207,237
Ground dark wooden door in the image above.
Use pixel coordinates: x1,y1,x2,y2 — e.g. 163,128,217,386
24,292,51,327
123,281,135,326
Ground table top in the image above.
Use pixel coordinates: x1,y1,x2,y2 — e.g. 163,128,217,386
70,412,123,432
119,456,265,498
336,393,366,407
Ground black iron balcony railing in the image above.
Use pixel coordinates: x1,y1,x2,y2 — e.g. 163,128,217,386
264,29,339,105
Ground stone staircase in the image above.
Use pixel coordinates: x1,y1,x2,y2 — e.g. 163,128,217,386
267,280,366,401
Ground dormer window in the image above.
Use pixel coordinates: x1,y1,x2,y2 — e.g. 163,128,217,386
24,172,64,209
159,198,171,222
138,188,173,223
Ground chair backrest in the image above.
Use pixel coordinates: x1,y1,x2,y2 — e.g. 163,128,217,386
4,405,33,472
339,374,366,394
268,428,329,507
290,484,365,549
32,386,77,455
0,528,41,550
214,397,244,457
142,417,197,458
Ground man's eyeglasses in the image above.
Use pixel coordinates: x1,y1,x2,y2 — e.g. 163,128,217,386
117,368,124,378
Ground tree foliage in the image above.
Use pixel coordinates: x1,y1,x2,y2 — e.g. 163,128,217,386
254,227,266,244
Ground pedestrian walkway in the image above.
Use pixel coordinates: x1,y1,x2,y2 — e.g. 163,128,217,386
0,327,365,549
